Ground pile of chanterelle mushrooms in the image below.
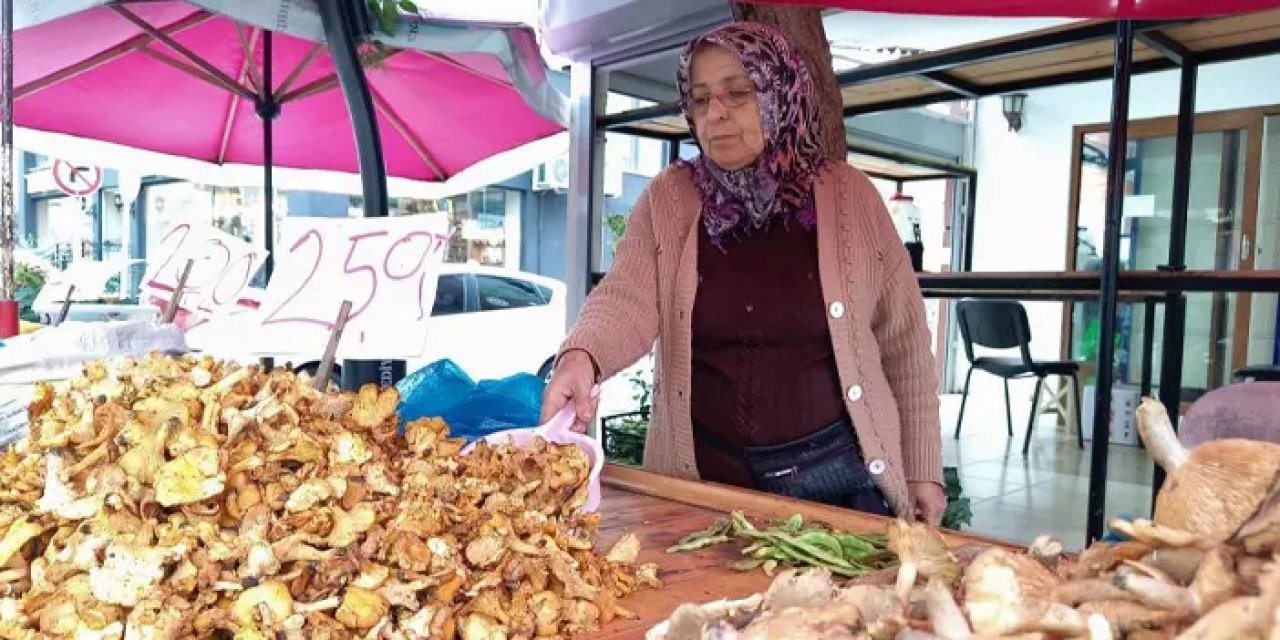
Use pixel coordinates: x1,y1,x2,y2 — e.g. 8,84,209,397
648,397,1280,639
0,354,660,639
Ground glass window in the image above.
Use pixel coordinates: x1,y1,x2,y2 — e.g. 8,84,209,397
431,274,466,316
476,275,546,311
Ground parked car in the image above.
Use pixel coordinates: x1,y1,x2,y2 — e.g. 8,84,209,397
183,264,568,383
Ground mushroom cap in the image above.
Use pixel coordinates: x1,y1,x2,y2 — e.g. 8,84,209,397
1157,439,1280,542
962,548,1061,635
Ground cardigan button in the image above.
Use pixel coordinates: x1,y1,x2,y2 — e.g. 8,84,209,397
829,302,845,319
846,385,863,402
868,459,887,475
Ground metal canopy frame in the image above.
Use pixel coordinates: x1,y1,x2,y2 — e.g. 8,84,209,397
574,8,1280,547
596,14,1280,131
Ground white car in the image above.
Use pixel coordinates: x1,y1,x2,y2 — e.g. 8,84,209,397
184,264,568,383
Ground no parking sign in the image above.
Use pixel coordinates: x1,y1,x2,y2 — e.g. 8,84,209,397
51,160,103,197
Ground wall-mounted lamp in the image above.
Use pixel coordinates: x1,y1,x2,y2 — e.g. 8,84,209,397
1002,92,1027,132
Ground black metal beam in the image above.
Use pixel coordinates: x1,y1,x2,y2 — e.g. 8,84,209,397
843,56,1179,117
598,102,682,128
921,71,982,98
1138,30,1194,65
610,125,688,142
963,176,977,272
1199,37,1280,63
847,142,977,178
1087,19,1135,546
834,19,1175,86
917,271,1280,293
1153,59,1198,510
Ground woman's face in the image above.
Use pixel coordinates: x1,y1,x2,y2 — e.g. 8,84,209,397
688,45,766,170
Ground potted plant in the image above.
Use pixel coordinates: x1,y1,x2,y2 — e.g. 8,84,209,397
600,368,652,466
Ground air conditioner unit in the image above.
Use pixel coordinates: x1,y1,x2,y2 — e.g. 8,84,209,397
532,155,624,197
533,156,571,192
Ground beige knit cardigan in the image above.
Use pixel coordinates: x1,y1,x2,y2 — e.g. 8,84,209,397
561,161,943,517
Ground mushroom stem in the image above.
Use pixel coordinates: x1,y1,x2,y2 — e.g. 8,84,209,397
1113,567,1194,613
1051,579,1137,606
922,579,971,639
1135,398,1189,472
295,597,341,614
1176,597,1260,640
895,562,919,602
1086,613,1114,640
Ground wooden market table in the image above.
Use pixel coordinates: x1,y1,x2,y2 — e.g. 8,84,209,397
594,465,1007,639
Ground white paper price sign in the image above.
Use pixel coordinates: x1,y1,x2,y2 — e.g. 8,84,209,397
142,223,268,317
255,214,451,359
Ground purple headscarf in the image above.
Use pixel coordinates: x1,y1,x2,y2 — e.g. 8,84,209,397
675,22,827,248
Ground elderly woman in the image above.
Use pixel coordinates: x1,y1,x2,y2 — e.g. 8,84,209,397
542,22,945,523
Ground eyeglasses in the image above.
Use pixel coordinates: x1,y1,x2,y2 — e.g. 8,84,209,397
685,82,756,117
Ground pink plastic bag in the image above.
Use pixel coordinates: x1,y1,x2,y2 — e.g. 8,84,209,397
461,387,604,513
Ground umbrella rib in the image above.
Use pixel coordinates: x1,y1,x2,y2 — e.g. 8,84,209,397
218,28,264,165
136,47,250,100
277,48,403,105
370,87,444,180
275,43,327,98
110,4,255,101
236,24,263,96
14,10,215,100
417,51,515,91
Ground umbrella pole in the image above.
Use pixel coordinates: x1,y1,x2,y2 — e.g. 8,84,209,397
316,0,405,392
259,28,279,372
0,0,17,338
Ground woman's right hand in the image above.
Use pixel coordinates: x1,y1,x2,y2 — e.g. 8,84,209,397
540,350,600,433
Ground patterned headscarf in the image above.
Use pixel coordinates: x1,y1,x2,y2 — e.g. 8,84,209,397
675,22,826,247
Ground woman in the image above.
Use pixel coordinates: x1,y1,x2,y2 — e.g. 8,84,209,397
542,22,945,523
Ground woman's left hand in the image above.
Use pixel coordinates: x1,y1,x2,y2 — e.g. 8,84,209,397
907,482,946,525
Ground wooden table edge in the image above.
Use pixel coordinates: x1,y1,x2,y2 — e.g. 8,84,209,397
602,464,1011,549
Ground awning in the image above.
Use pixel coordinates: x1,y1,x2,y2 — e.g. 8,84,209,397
739,0,1280,19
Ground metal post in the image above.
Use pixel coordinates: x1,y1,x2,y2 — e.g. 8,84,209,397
258,30,280,372
260,30,277,281
1140,298,1155,397
667,138,683,166
963,176,977,272
1154,59,1198,508
564,61,606,325
1086,20,1135,546
0,0,13,302
315,0,402,391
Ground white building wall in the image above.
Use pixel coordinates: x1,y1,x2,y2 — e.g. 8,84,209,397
967,53,1280,391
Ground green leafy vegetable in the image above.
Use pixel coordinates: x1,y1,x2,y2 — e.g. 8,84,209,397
941,467,973,531
668,510,896,577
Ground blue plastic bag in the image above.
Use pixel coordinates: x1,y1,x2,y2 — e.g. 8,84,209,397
396,359,546,442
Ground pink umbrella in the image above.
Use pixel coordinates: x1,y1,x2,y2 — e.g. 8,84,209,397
12,1,564,183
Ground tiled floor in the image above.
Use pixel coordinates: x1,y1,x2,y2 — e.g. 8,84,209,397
943,377,1155,552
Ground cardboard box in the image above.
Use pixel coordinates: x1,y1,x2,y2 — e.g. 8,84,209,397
1081,383,1142,446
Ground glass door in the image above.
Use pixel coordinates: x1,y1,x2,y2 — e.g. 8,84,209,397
1068,121,1254,400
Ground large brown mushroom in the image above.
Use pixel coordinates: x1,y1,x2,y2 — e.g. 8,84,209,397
1137,397,1280,542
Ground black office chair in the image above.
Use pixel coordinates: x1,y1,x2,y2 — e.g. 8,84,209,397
953,299,1085,455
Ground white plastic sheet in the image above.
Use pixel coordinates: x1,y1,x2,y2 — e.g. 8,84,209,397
0,320,187,385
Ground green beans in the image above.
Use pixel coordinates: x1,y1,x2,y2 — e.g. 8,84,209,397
665,518,733,553
667,510,897,577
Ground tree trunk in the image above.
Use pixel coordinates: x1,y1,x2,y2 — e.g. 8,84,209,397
730,3,846,162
